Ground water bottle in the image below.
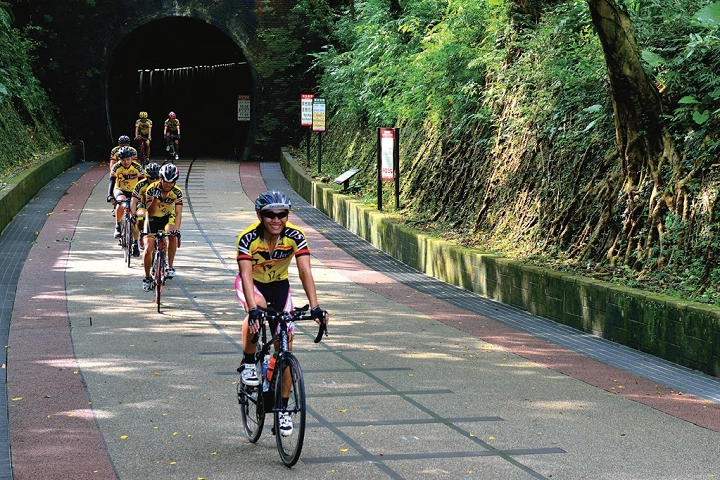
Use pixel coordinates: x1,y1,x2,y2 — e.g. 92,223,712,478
262,354,270,392
266,353,276,382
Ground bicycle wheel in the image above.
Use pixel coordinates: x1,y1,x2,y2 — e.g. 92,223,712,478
274,353,306,467
154,254,164,312
239,357,266,442
122,217,133,268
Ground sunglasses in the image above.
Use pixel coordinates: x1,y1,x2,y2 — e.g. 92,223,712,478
261,210,289,220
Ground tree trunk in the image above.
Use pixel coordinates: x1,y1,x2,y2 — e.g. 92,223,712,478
583,0,672,265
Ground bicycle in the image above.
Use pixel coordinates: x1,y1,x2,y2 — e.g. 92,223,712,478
165,134,179,162
117,199,134,268
237,304,328,467
136,136,150,168
148,230,180,313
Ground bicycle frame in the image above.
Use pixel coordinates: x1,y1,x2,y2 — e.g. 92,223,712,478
118,199,134,267
148,230,176,313
237,305,327,466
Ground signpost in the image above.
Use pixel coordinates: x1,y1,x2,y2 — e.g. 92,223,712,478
301,94,314,162
237,95,251,121
312,98,326,173
377,127,400,211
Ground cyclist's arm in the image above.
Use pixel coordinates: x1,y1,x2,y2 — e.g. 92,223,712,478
296,254,320,309
238,259,258,310
108,176,116,197
134,124,139,138
148,124,152,140
169,204,182,230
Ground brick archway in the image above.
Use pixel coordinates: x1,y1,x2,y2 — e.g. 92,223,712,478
20,0,308,161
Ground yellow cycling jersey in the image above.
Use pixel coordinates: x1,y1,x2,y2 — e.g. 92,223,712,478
235,220,310,283
110,145,138,161
135,119,152,136
131,178,152,208
110,160,145,192
164,118,180,132
146,181,183,219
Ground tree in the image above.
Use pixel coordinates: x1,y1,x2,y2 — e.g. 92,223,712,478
552,0,676,268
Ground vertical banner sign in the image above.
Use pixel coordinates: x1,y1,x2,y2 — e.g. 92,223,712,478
380,128,395,181
237,95,251,121
312,98,326,132
300,94,314,126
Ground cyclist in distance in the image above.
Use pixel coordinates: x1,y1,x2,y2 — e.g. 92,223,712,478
107,146,145,240
235,190,329,435
163,111,180,161
142,163,183,292
109,135,137,172
135,111,153,160
130,162,161,257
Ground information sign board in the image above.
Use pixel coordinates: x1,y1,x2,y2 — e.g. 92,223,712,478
237,95,250,121
301,94,314,126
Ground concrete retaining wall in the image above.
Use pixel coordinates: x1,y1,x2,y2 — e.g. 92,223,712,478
280,148,720,377
0,149,79,236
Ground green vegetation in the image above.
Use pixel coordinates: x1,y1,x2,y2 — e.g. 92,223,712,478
292,0,720,305
0,1,64,182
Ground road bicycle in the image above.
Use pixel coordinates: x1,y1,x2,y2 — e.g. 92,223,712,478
117,199,134,268
237,305,327,467
148,230,179,313
165,134,179,162
136,136,150,168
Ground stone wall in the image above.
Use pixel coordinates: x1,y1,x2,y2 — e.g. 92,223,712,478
0,149,79,236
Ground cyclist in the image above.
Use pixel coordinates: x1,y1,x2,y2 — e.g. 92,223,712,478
163,111,180,161
130,162,161,257
109,135,137,172
235,190,329,436
134,111,153,160
107,146,145,240
142,163,183,292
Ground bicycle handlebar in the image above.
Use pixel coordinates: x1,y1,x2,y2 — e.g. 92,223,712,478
253,304,328,344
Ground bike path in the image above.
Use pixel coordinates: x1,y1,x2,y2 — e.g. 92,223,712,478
4,158,720,479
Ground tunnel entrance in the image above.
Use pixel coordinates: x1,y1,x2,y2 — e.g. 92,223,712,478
107,17,252,159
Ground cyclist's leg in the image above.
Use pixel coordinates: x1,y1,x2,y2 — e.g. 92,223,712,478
143,218,159,278
113,190,127,224
236,276,267,355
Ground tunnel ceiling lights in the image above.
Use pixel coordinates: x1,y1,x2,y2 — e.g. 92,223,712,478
137,62,246,73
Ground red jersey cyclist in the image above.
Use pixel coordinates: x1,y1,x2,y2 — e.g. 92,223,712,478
107,146,145,243
235,190,329,436
142,163,183,292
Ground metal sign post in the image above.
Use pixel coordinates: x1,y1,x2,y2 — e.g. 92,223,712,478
301,94,314,164
312,98,326,173
377,127,400,211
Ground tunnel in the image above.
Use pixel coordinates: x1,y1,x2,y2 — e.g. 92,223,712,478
107,17,253,160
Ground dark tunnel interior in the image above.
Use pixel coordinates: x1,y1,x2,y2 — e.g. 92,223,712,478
107,17,252,160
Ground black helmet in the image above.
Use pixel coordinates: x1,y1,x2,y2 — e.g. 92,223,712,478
118,135,131,144
145,162,160,180
118,146,133,159
159,163,179,182
254,190,291,212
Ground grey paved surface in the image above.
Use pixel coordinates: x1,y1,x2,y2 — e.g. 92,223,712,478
0,162,95,480
3,158,720,479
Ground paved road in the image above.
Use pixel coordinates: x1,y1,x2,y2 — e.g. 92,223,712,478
4,159,720,479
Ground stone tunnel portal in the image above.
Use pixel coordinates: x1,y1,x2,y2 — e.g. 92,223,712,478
107,17,253,159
